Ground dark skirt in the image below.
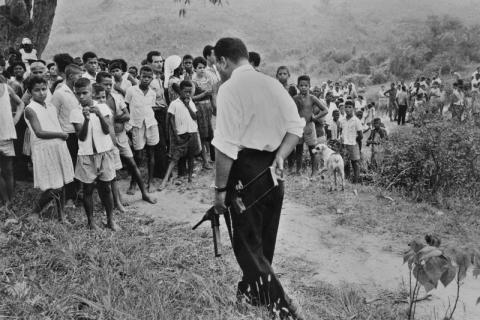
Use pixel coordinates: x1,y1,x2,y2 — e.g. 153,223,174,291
196,100,213,141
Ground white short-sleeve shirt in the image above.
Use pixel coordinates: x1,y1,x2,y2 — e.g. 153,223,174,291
212,64,304,160
340,116,362,146
125,85,157,128
51,82,82,134
168,98,198,135
70,102,113,155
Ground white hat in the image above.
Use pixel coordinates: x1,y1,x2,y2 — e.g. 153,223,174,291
22,38,32,45
163,55,182,89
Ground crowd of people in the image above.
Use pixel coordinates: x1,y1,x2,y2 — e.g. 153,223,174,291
1,37,479,228
2,35,480,319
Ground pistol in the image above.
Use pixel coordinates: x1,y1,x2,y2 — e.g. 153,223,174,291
192,206,223,257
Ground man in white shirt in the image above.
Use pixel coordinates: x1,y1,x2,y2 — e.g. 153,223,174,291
71,78,118,231
340,100,363,183
51,63,83,204
212,37,305,319
146,51,169,179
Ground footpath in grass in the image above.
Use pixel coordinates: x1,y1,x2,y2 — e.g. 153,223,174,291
0,184,405,320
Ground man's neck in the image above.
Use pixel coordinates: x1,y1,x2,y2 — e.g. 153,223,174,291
15,76,23,82
87,70,96,77
66,80,74,91
346,114,353,119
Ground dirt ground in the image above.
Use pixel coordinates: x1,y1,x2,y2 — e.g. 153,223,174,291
119,161,480,320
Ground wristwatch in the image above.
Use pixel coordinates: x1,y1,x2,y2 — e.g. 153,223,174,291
214,185,228,193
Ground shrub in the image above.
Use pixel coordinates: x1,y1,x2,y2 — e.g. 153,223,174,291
370,68,389,85
377,120,480,206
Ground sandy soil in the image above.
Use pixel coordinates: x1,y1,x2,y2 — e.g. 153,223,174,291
120,168,480,320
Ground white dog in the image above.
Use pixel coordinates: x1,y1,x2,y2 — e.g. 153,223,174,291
311,143,345,191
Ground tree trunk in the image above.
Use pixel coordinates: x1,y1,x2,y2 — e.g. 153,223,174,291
0,0,57,58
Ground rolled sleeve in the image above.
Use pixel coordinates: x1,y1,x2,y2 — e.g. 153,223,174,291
277,86,305,137
211,86,241,160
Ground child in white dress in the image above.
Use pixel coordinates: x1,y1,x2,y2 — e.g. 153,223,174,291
24,76,74,222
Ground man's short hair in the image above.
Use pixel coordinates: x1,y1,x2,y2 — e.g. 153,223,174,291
276,66,290,76
193,56,207,69
214,37,248,64
179,80,193,90
297,75,310,84
82,52,97,63
92,83,105,95
26,76,47,92
183,54,193,62
53,53,74,73
139,65,153,75
345,100,354,107
47,62,55,70
248,51,261,67
65,64,83,79
74,77,91,90
109,61,123,72
146,51,161,63
96,71,112,83
202,45,214,59
11,60,26,70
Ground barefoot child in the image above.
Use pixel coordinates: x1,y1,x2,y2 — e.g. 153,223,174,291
0,76,25,214
292,75,328,175
24,76,74,221
340,100,363,183
71,78,118,231
159,80,201,189
366,118,388,169
95,72,156,204
92,83,125,213
125,66,159,192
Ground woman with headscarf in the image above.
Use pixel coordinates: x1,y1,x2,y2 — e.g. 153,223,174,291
163,55,183,104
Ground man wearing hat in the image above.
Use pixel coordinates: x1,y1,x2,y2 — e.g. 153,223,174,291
19,38,37,65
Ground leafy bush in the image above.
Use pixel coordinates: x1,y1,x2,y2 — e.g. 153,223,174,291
377,120,480,206
370,68,389,85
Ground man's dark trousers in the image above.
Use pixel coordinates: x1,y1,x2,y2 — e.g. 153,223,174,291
226,148,295,316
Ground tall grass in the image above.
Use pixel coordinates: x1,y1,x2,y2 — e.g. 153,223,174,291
1,184,405,319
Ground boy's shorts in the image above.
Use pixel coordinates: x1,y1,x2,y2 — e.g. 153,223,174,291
0,140,15,157
303,121,317,147
131,123,159,150
75,149,116,184
113,147,123,170
169,132,202,162
343,144,361,161
114,130,133,158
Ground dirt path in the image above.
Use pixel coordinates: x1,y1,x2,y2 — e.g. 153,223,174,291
120,174,480,320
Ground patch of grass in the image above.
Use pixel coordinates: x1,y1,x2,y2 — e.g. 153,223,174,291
1,184,406,319
286,175,480,248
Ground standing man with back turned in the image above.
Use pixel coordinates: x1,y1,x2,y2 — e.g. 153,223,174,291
212,37,305,319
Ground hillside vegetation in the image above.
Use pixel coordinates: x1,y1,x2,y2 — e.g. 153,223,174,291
43,0,480,81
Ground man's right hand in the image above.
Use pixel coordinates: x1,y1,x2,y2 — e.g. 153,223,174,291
214,190,227,211
59,132,69,140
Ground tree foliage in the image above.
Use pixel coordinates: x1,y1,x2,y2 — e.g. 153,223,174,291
0,0,57,57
